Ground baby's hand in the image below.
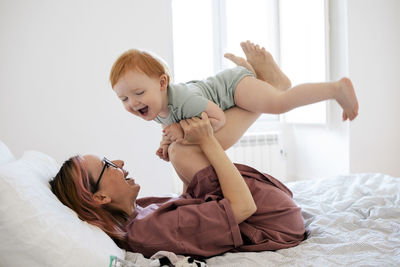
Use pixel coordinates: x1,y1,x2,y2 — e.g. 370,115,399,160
156,133,172,162
163,123,184,142
156,144,170,162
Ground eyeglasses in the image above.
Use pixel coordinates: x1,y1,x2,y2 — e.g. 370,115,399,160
94,157,118,192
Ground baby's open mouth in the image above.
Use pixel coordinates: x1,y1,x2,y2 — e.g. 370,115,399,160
138,106,148,116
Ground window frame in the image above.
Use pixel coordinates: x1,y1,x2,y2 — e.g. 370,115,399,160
171,0,329,125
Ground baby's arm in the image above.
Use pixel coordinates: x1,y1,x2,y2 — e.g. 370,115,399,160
204,100,226,132
163,100,225,141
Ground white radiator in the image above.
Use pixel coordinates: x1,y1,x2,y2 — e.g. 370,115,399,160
226,132,287,181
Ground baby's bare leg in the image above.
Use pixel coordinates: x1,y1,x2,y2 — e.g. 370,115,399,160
242,41,291,90
224,53,256,74
336,78,359,121
225,41,291,90
234,76,359,121
228,41,358,120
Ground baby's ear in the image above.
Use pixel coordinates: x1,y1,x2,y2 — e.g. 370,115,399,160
160,74,168,90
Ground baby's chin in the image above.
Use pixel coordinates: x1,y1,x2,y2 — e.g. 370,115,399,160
143,111,159,121
142,115,157,121
130,111,155,121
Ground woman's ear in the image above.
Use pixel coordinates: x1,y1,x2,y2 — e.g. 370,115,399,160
160,74,168,91
93,192,112,205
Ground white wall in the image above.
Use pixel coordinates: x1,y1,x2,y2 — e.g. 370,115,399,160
347,0,400,177
0,0,175,196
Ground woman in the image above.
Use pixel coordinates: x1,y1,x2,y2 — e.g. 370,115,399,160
50,108,305,258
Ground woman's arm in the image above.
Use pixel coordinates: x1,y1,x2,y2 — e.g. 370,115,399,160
178,113,257,223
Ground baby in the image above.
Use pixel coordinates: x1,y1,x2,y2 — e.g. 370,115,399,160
110,41,358,158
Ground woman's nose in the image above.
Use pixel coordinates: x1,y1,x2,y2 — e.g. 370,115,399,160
117,161,129,177
114,160,124,168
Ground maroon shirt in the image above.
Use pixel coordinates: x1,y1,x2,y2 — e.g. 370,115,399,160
125,164,305,258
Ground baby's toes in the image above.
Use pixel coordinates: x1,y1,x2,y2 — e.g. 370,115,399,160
342,111,348,121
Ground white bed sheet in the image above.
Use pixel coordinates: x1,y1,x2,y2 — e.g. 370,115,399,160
205,173,400,267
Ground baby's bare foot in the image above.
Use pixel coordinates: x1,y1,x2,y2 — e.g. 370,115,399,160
241,40,291,90
224,53,256,74
335,77,359,121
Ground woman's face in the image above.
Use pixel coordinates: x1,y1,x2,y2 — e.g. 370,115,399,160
82,154,140,215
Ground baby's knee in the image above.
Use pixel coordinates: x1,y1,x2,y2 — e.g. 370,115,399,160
267,94,292,114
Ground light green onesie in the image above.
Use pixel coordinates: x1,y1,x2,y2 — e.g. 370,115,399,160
154,66,255,125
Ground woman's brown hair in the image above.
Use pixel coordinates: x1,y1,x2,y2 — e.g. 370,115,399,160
49,156,128,247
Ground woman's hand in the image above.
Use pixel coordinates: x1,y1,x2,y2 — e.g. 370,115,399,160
178,113,214,146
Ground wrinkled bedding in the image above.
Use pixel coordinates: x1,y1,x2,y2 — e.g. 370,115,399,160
206,173,400,266
119,173,400,267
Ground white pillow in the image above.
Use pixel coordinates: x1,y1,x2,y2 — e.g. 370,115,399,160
0,140,15,166
0,151,125,267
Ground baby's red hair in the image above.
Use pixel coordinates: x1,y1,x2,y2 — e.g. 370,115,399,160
109,49,171,87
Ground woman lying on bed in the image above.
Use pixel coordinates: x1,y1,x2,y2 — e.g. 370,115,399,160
50,108,305,258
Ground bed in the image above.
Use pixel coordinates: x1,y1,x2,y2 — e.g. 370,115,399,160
0,140,399,267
